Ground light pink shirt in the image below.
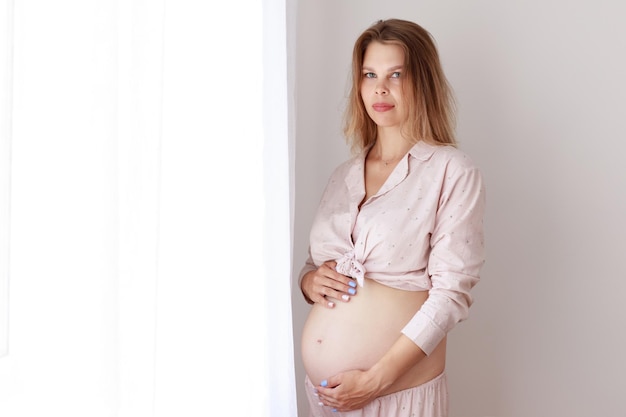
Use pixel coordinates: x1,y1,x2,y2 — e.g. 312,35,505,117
300,140,485,355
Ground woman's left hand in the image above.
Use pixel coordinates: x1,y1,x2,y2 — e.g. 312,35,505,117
315,369,383,412
315,336,426,411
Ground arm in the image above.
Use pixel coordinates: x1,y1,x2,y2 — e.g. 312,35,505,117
402,163,485,353
298,252,317,304
316,335,425,412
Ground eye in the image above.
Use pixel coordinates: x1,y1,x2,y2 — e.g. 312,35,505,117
363,72,376,79
390,71,401,79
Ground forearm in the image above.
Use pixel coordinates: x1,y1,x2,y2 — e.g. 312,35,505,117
367,334,426,394
300,270,315,304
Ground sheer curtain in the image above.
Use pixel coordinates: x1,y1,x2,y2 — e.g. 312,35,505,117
0,0,11,360
0,0,296,415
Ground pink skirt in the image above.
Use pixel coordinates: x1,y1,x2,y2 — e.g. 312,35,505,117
305,373,448,417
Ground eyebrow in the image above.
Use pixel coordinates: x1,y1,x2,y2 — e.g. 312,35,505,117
362,65,404,72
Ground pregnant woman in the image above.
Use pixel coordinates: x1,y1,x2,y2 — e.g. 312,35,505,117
298,19,485,417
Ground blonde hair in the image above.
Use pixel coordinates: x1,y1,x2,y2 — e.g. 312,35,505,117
344,19,457,152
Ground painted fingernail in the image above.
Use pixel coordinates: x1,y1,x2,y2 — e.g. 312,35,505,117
320,380,328,387
332,408,338,413
318,401,324,407
349,280,357,288
327,301,335,308
348,288,356,295
341,294,350,301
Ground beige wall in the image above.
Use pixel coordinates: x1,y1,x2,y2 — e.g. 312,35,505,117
291,1,626,416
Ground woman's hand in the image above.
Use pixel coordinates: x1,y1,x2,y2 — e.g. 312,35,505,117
301,261,357,308
314,369,383,412
314,335,427,411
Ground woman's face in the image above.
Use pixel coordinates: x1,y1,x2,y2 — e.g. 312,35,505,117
360,41,407,131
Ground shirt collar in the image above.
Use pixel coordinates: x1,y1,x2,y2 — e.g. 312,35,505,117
348,140,439,199
407,140,437,161
356,140,438,163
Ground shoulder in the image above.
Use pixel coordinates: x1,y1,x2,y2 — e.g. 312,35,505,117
429,142,477,165
409,141,483,195
415,141,481,174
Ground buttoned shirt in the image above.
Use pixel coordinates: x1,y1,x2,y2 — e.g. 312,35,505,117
299,140,485,355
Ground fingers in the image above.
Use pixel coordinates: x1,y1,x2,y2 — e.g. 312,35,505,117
313,372,372,412
314,380,336,409
301,262,358,307
314,379,346,412
322,261,358,289
319,262,358,300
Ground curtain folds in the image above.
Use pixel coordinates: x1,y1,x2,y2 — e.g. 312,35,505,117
0,0,296,415
0,0,13,359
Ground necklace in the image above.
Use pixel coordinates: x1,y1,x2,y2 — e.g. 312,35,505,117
379,155,403,166
369,143,409,167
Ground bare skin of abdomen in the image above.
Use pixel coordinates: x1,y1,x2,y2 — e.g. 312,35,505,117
301,278,446,396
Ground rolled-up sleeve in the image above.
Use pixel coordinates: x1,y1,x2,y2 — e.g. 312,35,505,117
401,163,485,355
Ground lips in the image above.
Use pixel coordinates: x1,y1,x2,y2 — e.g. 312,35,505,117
372,103,394,112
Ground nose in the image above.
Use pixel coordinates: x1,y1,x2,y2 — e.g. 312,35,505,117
375,79,388,95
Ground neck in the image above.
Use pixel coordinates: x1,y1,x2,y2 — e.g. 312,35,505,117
370,128,413,162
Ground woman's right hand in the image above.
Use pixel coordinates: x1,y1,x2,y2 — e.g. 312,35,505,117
301,261,358,308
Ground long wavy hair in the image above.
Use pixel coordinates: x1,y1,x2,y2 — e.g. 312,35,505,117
344,19,457,153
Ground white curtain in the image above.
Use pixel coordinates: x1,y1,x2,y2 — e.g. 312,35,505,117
0,0,297,416
0,0,12,360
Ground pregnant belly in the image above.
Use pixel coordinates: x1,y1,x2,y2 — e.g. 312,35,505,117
301,278,432,387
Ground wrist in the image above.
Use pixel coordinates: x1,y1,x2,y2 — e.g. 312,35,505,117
366,362,395,395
